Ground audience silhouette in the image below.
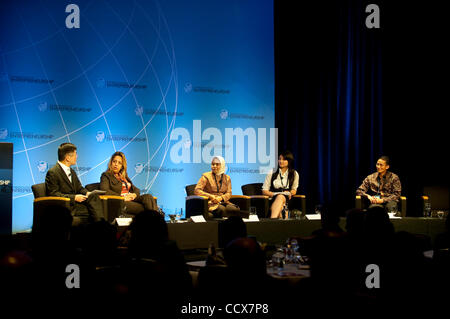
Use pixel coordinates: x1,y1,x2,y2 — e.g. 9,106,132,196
1,201,447,314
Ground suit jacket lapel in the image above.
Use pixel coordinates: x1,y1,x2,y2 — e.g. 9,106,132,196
57,163,74,190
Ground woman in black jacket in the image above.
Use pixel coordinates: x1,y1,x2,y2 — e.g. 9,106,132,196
100,151,157,215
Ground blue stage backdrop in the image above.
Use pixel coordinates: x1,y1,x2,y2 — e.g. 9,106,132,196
0,0,275,232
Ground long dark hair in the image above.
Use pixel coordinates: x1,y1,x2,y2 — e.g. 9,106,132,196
271,150,296,190
106,151,128,180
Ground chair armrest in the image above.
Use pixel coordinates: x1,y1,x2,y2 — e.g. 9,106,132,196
400,196,407,217
355,195,363,209
34,196,70,202
229,195,250,211
230,195,251,199
186,195,209,201
99,195,124,200
248,195,269,218
185,196,208,218
289,194,307,214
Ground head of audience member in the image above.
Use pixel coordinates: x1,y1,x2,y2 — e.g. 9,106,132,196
318,201,343,234
345,208,366,237
32,204,72,246
211,155,226,176
306,233,355,288
128,210,169,257
58,142,77,166
107,151,128,180
223,237,266,278
83,219,118,265
221,216,247,248
364,205,395,238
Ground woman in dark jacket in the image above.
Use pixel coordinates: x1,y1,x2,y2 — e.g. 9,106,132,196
100,151,157,215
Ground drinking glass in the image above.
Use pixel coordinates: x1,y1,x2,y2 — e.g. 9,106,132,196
168,214,177,223
424,203,431,218
437,211,445,219
250,207,257,216
272,248,285,270
315,205,322,215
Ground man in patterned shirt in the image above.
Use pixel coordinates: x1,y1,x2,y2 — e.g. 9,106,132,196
356,156,401,212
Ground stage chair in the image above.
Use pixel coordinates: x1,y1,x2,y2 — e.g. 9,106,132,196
241,183,269,218
31,183,71,230
85,182,159,221
288,194,307,215
185,184,209,219
185,184,251,219
355,195,407,217
85,182,124,222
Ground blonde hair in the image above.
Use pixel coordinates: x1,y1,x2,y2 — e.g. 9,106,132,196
107,151,128,179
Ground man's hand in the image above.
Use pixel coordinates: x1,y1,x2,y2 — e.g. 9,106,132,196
367,195,383,204
75,194,87,202
123,193,137,201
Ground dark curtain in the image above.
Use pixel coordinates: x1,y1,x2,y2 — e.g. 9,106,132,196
275,1,383,212
275,0,449,215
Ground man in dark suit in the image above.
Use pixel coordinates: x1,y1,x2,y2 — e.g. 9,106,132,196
45,143,105,225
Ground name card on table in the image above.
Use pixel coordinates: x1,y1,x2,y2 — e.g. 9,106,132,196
190,215,206,223
305,214,321,220
388,213,402,219
243,215,259,222
115,217,132,226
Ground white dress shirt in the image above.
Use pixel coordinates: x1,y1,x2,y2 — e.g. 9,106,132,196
58,161,72,183
262,168,299,191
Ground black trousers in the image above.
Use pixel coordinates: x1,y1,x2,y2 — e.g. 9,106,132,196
361,196,398,212
209,203,240,219
123,194,158,216
71,193,105,225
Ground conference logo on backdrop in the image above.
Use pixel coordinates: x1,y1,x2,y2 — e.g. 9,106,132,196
38,102,48,112
169,120,277,174
0,128,8,140
95,131,145,143
135,106,144,116
96,131,106,143
37,161,48,173
135,163,144,174
0,72,8,82
184,82,193,93
220,109,229,120
219,109,264,121
96,77,146,89
183,82,230,94
38,102,91,113
5,131,53,140
96,78,106,88
9,75,54,84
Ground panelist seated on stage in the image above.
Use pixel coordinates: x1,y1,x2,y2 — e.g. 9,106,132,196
262,150,299,219
356,155,401,212
100,151,158,216
194,156,239,219
45,143,105,225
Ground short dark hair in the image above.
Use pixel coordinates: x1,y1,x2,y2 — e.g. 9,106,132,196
58,143,77,161
379,156,390,166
